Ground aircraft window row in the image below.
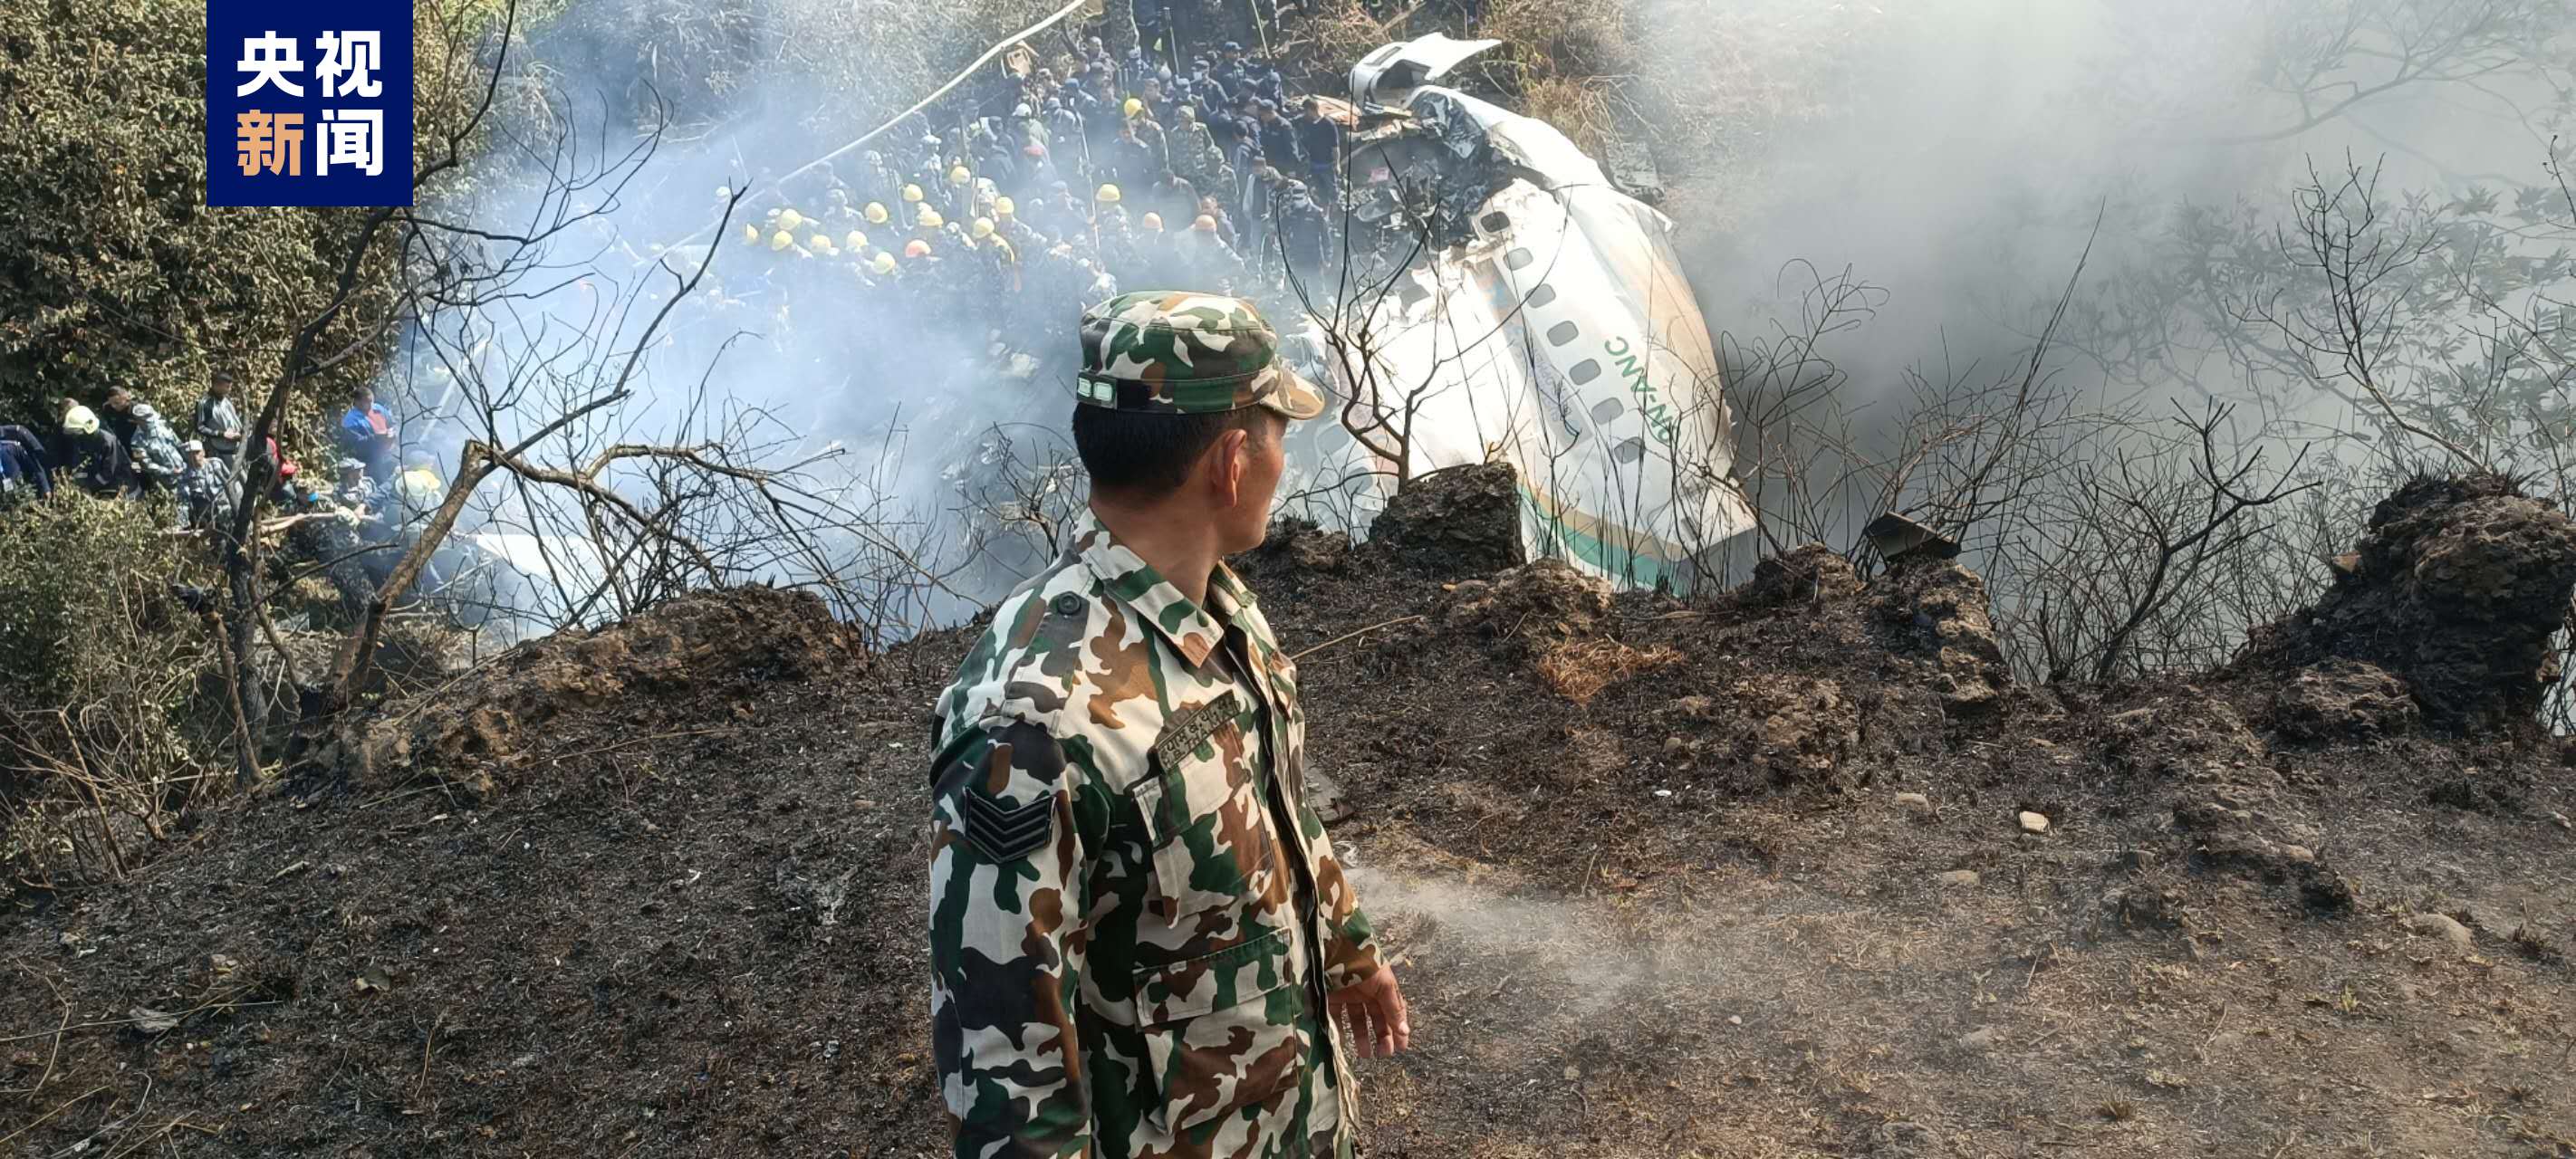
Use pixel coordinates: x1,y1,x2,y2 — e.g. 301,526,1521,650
1614,436,1647,464
1505,247,1535,271
1547,320,1579,346
1568,358,1600,384
1481,212,1510,233
1525,283,1557,309
1592,398,1623,424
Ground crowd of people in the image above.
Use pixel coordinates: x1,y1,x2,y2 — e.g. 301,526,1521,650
1,372,452,618
693,35,1366,362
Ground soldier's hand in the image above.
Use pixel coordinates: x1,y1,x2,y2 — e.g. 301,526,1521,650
1328,964,1410,1059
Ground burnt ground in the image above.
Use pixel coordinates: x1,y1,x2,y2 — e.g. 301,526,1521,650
5,488,2576,1157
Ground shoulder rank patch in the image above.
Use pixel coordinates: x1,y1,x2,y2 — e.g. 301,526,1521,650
957,789,1054,862
1152,691,1241,768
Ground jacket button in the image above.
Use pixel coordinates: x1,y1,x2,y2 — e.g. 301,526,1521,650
1051,592,1084,617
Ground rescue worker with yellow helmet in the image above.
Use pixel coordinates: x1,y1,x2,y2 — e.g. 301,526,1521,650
864,201,889,225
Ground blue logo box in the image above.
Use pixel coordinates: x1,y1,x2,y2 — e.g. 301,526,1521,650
206,0,415,206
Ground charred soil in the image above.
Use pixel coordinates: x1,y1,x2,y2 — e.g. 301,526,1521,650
5,481,2576,1158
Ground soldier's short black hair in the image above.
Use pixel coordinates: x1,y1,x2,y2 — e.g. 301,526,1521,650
1072,404,1272,497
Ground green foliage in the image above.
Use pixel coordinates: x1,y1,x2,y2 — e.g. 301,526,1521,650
0,494,224,779
0,492,206,705
0,0,495,453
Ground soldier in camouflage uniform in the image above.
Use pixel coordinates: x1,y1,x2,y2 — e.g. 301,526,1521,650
928,292,1412,1159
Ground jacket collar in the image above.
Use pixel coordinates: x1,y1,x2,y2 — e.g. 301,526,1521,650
1072,511,1228,667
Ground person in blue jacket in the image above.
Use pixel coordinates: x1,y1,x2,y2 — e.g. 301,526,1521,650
338,385,399,484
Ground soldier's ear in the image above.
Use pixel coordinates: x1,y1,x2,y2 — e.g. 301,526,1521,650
1208,426,1250,509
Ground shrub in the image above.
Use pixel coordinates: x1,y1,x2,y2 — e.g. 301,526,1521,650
0,494,227,880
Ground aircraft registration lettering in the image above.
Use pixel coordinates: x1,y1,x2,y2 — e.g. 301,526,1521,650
1601,336,1677,445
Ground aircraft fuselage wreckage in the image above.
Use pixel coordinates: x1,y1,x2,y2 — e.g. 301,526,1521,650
1281,34,1756,590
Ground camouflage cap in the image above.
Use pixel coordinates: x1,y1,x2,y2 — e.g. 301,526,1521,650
1075,292,1327,420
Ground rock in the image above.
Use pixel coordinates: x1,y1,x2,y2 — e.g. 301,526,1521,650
1958,1028,2000,1051
2018,810,2051,835
2231,474,2576,732
1440,560,1612,647
1706,675,1863,790
2264,660,2421,742
2550,810,2571,831
1369,462,1524,578
1736,543,1862,609
2401,913,2475,952
1248,517,1352,575
1871,560,2011,714
2105,887,2187,929
2103,691,2266,779
1935,869,1981,886
1895,791,1933,813
2279,845,2316,864
1869,1121,1940,1159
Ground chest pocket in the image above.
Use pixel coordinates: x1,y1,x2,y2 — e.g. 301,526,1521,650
1129,718,1279,921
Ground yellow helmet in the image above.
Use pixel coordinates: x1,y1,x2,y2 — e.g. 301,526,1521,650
971,216,995,239
948,164,971,187
870,253,898,274
61,405,99,437
777,208,805,232
1124,97,1144,118
994,196,1016,217
901,184,924,203
844,230,868,252
742,223,762,245
809,233,832,252
863,202,889,225
1140,212,1163,230
769,229,793,252
1095,183,1120,204
918,207,944,230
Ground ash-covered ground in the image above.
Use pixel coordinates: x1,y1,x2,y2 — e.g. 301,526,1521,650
4,468,2573,1157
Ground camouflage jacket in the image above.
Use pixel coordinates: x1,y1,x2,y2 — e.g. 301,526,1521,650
928,513,1383,1159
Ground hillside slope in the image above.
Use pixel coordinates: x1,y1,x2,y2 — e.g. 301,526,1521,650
4,469,2574,1158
